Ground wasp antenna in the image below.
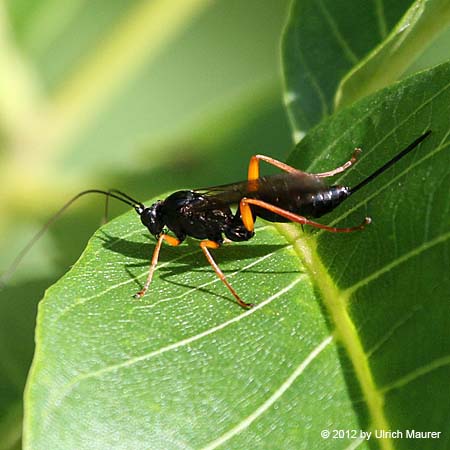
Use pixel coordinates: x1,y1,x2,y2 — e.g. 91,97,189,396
103,189,145,222
106,189,145,209
0,189,142,288
349,131,432,195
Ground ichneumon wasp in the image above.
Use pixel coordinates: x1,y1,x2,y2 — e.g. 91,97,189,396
1,131,431,308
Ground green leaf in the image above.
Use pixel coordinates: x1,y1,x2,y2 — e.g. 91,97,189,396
335,0,450,109
2,0,290,183
25,61,450,449
0,2,291,444
282,0,414,135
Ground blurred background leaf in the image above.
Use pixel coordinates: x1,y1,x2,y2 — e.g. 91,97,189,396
282,0,450,139
335,0,450,109
0,1,292,447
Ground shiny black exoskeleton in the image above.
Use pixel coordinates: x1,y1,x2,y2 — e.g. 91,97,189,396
139,176,350,244
140,190,254,244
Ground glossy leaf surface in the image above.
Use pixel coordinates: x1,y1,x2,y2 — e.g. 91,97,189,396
282,0,450,137
25,62,450,449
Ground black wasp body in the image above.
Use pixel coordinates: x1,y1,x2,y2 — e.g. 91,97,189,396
132,131,430,307
143,190,254,244
142,173,350,246
1,132,431,308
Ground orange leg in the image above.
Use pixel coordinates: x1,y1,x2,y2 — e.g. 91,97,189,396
247,149,362,181
239,198,371,233
248,154,303,180
314,148,362,178
200,240,253,309
134,234,181,299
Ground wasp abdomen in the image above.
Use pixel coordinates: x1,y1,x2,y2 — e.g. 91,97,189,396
310,185,350,218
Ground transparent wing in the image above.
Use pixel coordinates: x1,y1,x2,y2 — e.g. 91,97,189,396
194,173,326,206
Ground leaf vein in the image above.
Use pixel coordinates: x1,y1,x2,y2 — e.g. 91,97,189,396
380,354,450,394
346,230,450,296
201,335,333,450
317,0,358,64
133,245,292,309
291,20,329,123
374,0,387,39
41,277,306,425
54,224,280,321
366,305,423,358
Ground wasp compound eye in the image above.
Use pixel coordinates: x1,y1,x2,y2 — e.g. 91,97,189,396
140,201,165,237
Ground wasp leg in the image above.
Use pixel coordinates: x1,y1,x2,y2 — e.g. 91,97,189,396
314,148,361,178
200,240,253,309
240,198,371,233
247,148,361,181
248,154,304,180
134,234,180,299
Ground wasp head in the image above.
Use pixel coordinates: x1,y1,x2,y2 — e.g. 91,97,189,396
139,200,165,237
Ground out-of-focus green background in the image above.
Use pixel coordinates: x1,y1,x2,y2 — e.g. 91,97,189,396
0,1,292,447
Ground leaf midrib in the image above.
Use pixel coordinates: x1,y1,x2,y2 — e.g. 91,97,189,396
277,223,394,450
